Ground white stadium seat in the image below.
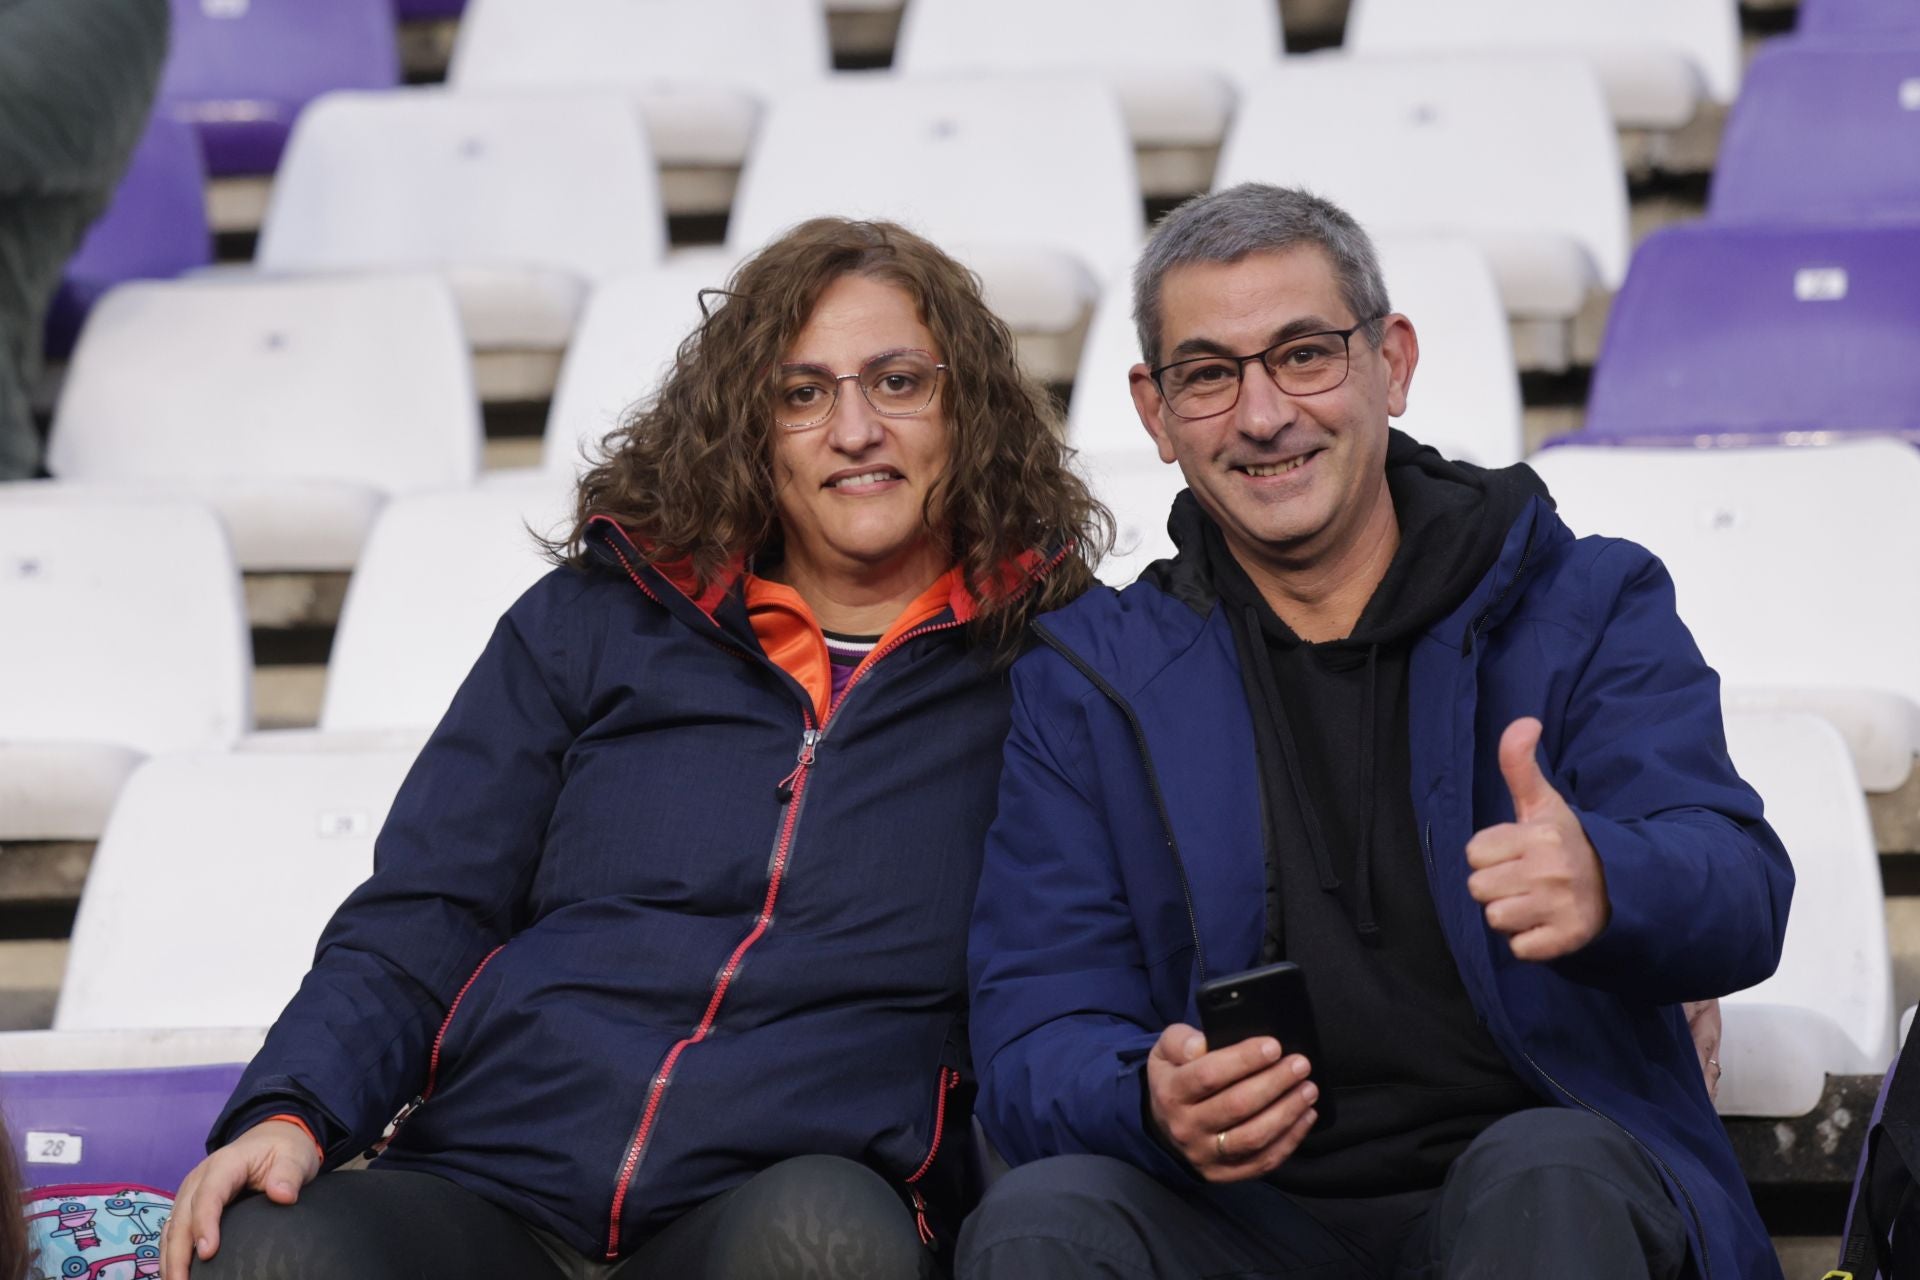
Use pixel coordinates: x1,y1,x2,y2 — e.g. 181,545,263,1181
1717,712,1894,1116
55,749,415,1031
1345,0,1741,129
448,0,831,170
1219,56,1629,324
46,275,481,572
728,75,1142,380
1068,235,1522,468
1528,441,1920,792
257,88,664,358
1079,449,1187,589
0,492,250,840
0,1027,266,1072
542,261,732,475
894,0,1283,150
320,482,573,734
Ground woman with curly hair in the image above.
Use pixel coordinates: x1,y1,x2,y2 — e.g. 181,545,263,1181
161,219,1111,1280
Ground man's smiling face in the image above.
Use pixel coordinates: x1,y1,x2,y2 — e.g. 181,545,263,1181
1129,245,1416,576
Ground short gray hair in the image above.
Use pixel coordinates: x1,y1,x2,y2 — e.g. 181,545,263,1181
1132,183,1391,367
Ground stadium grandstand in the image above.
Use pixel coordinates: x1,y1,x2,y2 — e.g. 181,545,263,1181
0,0,1912,1273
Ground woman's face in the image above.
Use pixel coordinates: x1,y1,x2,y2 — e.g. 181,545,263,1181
770,274,954,589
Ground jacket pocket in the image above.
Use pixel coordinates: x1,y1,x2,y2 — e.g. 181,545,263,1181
902,1066,962,1246
423,943,509,1102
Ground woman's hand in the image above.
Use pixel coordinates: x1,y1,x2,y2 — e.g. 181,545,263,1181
161,1120,322,1279
1685,999,1723,1101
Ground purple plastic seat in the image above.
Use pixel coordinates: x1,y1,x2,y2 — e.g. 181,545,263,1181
158,0,399,177
43,111,211,360
1709,39,1920,224
394,0,466,18
0,1063,246,1193
1578,222,1920,447
1797,0,1920,35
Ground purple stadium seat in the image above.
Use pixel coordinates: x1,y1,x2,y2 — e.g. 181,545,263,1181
158,0,399,177
1709,40,1920,224
1797,0,1920,35
43,111,211,360
394,0,466,17
0,1063,246,1193
1579,223,1920,447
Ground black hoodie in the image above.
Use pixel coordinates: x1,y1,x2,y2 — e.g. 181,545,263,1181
1174,430,1549,1197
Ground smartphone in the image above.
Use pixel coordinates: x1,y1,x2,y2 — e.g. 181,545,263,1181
1196,961,1335,1127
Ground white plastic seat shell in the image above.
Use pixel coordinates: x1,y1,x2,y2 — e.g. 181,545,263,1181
54,749,416,1031
1527,441,1920,792
46,274,482,572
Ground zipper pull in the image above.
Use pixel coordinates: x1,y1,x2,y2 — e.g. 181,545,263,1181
774,728,821,803
371,1094,424,1155
909,1187,935,1247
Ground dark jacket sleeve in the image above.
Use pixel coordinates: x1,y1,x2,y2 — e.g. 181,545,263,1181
967,650,1192,1183
209,575,584,1161
1547,542,1794,1003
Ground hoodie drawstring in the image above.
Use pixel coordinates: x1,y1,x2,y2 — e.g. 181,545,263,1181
1352,644,1381,944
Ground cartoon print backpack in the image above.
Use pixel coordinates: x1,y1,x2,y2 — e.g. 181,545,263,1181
19,1183,171,1280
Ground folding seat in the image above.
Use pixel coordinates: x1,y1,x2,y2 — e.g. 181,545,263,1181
1067,235,1522,468
0,1029,263,1192
1581,223,1920,447
256,88,666,399
729,76,1142,384
541,260,731,476
1716,712,1894,1116
319,481,573,735
447,0,831,213
46,274,482,572
1526,440,1920,793
1078,450,1187,589
892,0,1283,192
1796,0,1920,35
157,0,398,178
1344,0,1740,130
0,492,250,840
1708,41,1920,225
43,111,210,360
1217,57,1629,339
54,748,416,1031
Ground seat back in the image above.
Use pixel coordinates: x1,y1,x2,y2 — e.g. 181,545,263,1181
1585,223,1920,445
449,0,831,95
45,111,211,358
48,274,481,494
55,749,416,1030
1723,711,1894,1071
895,0,1282,75
158,0,398,175
0,493,249,755
256,88,664,282
1079,450,1187,589
1526,441,1920,718
728,76,1141,275
542,262,732,475
1068,235,1522,467
1218,56,1628,293
1710,41,1920,225
1,1060,248,1192
1797,0,1920,37
321,483,573,733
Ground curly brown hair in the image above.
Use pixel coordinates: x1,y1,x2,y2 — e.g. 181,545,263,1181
554,218,1112,664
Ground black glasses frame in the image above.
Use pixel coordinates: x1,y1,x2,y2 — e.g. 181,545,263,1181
1149,316,1385,421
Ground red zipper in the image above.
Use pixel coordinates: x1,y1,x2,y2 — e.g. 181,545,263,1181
423,944,506,1102
904,1067,960,1247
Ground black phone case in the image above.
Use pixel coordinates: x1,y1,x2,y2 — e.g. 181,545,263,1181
1196,961,1336,1127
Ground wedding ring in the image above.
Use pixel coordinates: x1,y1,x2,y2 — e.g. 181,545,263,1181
1216,1130,1229,1160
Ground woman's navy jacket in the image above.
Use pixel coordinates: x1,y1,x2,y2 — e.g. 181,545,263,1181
969,495,1794,1280
212,524,1017,1259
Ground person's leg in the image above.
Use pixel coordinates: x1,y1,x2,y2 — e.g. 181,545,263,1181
956,1153,1365,1279
613,1154,933,1280
189,1167,569,1280
1396,1109,1688,1280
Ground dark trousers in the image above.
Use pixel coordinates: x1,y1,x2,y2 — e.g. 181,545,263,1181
957,1109,1689,1279
193,1155,937,1280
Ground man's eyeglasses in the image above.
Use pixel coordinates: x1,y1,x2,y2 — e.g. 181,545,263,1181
774,349,948,431
1149,316,1385,421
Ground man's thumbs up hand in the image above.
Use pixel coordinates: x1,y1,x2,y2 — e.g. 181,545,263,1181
1465,717,1610,962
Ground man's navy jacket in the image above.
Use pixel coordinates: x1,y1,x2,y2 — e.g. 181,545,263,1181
969,491,1793,1280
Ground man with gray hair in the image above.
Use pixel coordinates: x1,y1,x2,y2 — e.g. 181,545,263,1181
957,184,1791,1278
